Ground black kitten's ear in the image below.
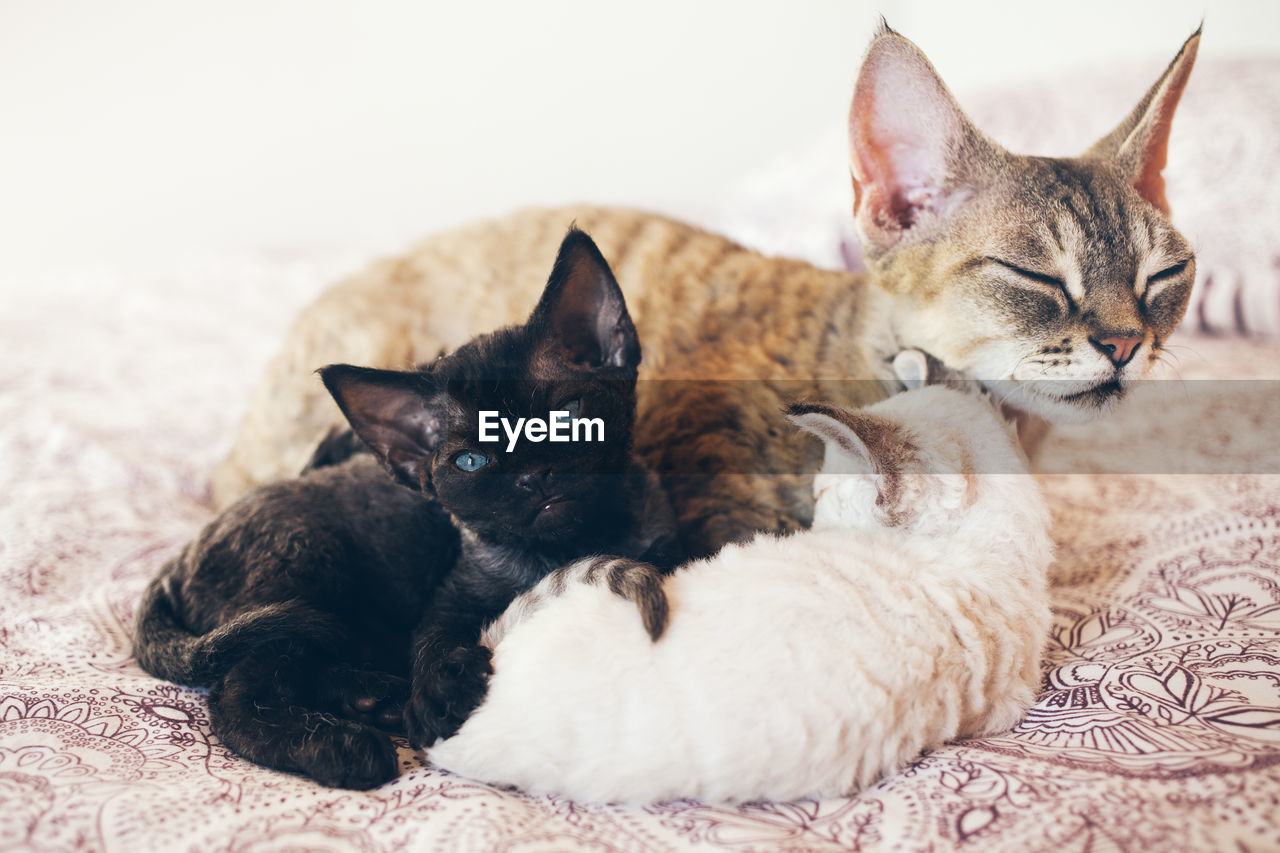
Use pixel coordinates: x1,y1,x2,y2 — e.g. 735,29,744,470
1083,26,1200,215
319,365,448,489
529,227,640,370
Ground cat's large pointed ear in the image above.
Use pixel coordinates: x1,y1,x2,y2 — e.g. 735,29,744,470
848,23,999,252
1084,27,1200,215
529,228,640,370
319,364,448,489
786,402,891,474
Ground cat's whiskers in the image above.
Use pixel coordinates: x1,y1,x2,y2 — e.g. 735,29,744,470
998,352,1046,404
1152,349,1186,375
989,380,1022,413
1148,351,1193,405
1153,342,1203,371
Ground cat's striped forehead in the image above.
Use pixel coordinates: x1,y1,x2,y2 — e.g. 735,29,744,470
995,156,1190,295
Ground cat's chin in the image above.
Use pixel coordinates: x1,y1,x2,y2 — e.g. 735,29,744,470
993,379,1124,425
534,496,579,519
525,496,591,537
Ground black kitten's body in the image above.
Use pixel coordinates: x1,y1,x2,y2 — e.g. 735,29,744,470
133,230,676,788
135,453,457,787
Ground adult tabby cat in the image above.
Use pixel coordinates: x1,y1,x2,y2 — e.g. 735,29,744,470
428,351,1052,804
214,25,1200,559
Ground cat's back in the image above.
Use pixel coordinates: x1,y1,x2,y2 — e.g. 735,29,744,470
297,206,856,374
435,471,1053,801
212,206,870,507
178,456,457,632
438,528,954,801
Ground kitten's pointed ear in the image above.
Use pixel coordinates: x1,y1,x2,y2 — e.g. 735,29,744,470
529,228,640,370
320,364,447,489
786,402,881,473
848,24,998,252
1084,26,1200,215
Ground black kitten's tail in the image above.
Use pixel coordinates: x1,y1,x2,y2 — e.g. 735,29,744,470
299,425,370,474
132,570,342,687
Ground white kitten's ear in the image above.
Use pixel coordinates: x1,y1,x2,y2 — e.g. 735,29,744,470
320,364,447,490
530,227,640,370
1084,26,1200,215
848,24,999,252
891,349,929,390
786,402,880,473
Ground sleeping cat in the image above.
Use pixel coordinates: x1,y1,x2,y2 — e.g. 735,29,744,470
212,25,1199,560
133,229,677,787
427,350,1053,804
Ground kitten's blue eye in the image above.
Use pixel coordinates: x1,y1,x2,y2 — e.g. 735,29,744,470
454,452,490,472
558,398,582,418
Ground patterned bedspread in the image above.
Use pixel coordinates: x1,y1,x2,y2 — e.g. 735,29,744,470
3,255,1279,852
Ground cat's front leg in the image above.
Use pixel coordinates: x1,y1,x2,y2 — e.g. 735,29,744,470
405,623,493,748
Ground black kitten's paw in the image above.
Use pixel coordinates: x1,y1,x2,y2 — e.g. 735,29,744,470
300,721,399,790
405,644,493,748
325,667,410,734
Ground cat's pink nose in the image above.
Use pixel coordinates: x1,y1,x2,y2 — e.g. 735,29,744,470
1090,334,1143,366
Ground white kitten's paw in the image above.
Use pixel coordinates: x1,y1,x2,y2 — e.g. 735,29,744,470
892,348,971,390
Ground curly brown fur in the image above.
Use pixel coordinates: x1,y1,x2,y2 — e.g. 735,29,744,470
213,28,1201,562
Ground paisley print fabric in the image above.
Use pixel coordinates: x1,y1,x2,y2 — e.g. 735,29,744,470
3,256,1278,851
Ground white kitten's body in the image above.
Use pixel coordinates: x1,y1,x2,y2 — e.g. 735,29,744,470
429,386,1053,804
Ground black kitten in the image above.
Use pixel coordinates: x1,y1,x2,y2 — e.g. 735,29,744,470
132,229,678,788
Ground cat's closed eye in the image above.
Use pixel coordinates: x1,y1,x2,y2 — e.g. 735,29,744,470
984,257,1067,294
1141,259,1191,298
454,452,490,472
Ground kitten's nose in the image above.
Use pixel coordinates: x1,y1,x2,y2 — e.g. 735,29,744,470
1089,334,1143,367
516,469,552,493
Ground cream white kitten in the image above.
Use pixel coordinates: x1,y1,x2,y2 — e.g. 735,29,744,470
428,352,1053,804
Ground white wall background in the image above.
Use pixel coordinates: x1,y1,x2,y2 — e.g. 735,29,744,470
2,0,1277,278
